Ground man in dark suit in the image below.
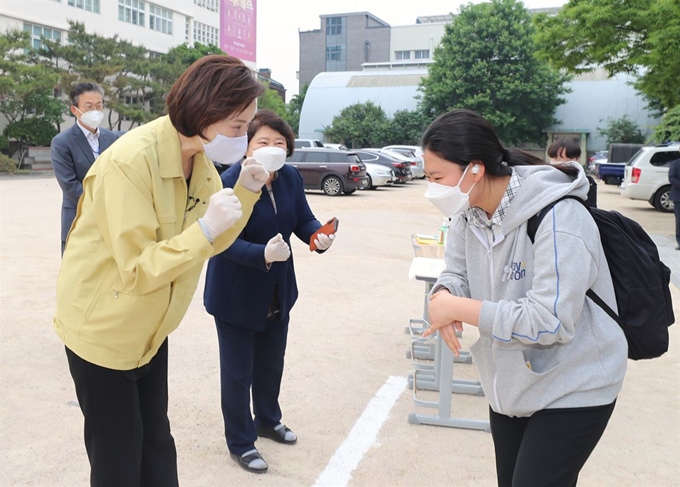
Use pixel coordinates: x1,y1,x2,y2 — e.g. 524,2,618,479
668,148,680,250
51,82,119,254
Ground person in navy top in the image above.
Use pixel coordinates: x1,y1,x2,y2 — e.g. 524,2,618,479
203,110,336,474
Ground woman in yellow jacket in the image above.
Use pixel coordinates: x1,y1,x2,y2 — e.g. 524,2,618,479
53,55,268,487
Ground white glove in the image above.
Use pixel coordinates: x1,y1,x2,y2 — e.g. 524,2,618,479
198,188,242,242
238,157,269,193
314,233,335,251
264,233,291,263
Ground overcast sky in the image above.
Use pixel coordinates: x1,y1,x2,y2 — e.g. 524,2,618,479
256,0,568,99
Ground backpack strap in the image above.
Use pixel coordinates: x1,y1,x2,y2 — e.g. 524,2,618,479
527,195,583,244
526,195,622,325
585,289,623,327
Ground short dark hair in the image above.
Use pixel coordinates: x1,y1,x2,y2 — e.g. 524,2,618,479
247,109,295,157
70,82,105,107
547,138,581,160
166,55,265,138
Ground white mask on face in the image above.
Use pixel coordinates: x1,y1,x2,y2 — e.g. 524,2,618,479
202,125,248,165
76,108,104,129
424,164,477,217
252,146,287,172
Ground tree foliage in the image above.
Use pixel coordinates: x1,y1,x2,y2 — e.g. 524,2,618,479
285,83,308,136
388,109,433,145
0,30,66,162
535,0,680,111
257,83,287,118
419,0,568,145
597,115,646,145
325,102,391,148
651,106,680,144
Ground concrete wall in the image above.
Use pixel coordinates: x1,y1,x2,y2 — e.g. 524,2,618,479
298,29,325,91
298,14,390,92
345,15,390,69
551,72,660,152
390,23,446,61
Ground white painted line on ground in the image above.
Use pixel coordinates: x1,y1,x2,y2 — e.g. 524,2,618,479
312,375,408,487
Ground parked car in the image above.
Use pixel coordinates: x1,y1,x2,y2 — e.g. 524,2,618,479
383,145,426,178
295,139,325,148
587,150,608,175
375,148,424,179
362,162,395,189
594,161,625,185
285,147,368,196
324,143,348,151
620,144,680,212
354,149,412,183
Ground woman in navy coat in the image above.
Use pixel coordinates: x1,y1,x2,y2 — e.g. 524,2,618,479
203,110,335,474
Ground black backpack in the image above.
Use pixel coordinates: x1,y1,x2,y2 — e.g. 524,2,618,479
527,196,674,360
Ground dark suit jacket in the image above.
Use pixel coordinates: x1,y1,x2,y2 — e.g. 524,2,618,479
51,123,118,241
203,163,322,331
669,157,680,202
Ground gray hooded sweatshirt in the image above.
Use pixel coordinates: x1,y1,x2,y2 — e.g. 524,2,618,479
433,164,627,417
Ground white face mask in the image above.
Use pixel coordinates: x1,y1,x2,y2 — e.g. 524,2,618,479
424,164,477,217
202,125,248,165
76,108,104,129
252,146,287,172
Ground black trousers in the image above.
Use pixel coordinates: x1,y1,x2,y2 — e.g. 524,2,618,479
489,401,616,487
215,316,289,455
674,200,680,246
65,340,178,487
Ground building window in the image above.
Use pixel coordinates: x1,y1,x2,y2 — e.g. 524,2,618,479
193,21,219,46
193,0,217,12
326,45,342,61
118,0,145,26
414,49,430,59
149,5,173,35
185,18,191,42
326,17,343,36
23,23,62,50
68,0,100,13
395,51,411,60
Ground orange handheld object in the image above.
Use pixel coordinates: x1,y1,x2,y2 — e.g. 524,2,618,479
309,217,339,251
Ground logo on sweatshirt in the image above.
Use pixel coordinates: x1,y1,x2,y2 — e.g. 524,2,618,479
509,261,527,281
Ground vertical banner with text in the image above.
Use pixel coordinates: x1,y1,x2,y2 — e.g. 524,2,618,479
220,0,257,63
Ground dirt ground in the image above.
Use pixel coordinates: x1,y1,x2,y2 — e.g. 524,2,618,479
0,175,678,487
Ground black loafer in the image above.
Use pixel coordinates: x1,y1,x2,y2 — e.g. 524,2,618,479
256,424,297,445
230,448,268,474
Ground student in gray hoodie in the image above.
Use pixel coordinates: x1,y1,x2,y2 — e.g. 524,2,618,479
421,109,628,487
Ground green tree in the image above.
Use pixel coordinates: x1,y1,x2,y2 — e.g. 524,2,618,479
419,0,568,144
535,0,680,111
39,21,157,130
597,115,646,145
149,42,226,117
651,106,680,144
285,83,308,136
387,109,432,145
257,83,287,118
0,30,66,164
325,102,390,148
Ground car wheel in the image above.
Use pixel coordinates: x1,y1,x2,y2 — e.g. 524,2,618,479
322,175,343,196
653,185,673,213
364,174,373,190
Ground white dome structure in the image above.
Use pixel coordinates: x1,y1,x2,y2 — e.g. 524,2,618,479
298,68,428,141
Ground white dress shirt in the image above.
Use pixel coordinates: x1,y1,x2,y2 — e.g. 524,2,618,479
76,120,101,158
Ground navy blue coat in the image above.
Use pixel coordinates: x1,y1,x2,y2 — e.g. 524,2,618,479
669,157,680,202
203,163,322,331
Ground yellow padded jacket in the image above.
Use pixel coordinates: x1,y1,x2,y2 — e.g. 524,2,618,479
53,115,259,370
